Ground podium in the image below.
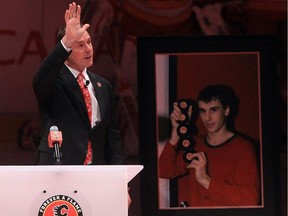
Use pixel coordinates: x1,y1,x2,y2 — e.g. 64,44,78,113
0,165,143,216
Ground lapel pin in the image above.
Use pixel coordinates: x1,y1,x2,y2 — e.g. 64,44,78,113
97,82,102,87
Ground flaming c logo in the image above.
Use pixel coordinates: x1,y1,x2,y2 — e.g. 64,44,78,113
38,195,83,216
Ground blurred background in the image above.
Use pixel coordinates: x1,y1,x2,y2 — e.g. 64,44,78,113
0,0,286,215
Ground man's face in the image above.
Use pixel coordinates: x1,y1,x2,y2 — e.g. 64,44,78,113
66,31,93,72
198,99,230,134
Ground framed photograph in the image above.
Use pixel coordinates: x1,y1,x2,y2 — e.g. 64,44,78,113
137,35,281,216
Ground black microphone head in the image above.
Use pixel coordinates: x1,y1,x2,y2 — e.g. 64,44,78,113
85,80,90,87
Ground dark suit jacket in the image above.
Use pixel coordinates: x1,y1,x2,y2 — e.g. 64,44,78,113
33,43,125,165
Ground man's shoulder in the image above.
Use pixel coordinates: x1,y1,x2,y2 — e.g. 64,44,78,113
87,71,112,90
234,133,256,143
87,71,110,84
232,133,258,150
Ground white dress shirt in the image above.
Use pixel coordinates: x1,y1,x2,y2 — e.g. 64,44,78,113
66,65,101,127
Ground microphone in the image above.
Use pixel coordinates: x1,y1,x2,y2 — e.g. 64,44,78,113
48,126,63,165
84,80,90,88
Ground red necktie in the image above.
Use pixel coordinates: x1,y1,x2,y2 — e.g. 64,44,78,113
77,73,93,165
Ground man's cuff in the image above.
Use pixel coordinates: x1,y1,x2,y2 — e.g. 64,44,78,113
60,40,72,52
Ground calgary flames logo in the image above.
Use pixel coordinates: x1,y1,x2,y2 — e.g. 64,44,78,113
38,195,83,216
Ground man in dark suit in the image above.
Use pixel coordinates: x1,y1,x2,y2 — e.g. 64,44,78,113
33,2,125,165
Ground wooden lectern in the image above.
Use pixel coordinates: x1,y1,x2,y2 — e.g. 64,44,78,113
0,165,143,216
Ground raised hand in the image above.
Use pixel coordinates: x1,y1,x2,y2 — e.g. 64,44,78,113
186,152,211,189
62,2,90,48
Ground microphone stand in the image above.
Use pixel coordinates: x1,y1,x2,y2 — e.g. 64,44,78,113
53,142,62,165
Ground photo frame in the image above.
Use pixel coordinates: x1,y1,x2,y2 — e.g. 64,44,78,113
137,35,282,216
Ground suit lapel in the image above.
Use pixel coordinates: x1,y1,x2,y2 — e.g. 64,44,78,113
88,71,105,119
